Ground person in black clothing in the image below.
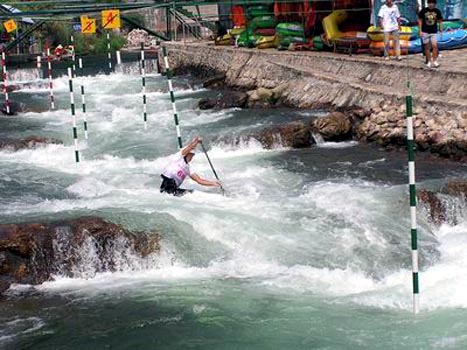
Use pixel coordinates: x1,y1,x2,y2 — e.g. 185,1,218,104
418,0,443,68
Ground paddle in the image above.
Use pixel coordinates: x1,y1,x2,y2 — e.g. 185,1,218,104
200,142,225,196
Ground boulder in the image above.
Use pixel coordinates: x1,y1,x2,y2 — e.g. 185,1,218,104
246,86,288,109
0,136,62,151
311,111,352,141
0,217,161,295
125,29,158,48
252,121,313,149
445,180,467,197
417,190,446,225
202,74,226,89
198,90,248,110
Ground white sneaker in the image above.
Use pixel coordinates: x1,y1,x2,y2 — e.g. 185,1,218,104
433,61,440,68
384,56,389,61
426,62,432,68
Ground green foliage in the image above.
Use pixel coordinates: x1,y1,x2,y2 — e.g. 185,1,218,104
40,21,126,55
89,32,126,54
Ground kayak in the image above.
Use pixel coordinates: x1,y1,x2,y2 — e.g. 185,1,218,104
255,28,276,36
256,35,279,49
367,26,413,41
247,5,272,19
276,23,305,37
215,34,233,46
250,15,276,30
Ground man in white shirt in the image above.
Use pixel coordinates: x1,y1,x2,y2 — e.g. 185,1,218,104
378,0,402,60
160,137,222,196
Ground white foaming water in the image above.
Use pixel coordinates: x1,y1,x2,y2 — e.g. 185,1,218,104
3,67,467,319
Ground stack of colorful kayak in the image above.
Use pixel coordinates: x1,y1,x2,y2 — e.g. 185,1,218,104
367,20,467,56
238,4,277,48
276,23,306,50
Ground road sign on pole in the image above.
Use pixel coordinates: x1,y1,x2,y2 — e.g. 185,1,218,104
101,10,121,29
3,19,17,33
81,16,96,34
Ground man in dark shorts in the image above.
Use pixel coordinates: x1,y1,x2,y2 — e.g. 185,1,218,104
419,0,443,68
160,137,221,196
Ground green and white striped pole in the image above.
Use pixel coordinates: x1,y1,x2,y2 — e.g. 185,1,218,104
406,84,419,314
140,43,147,130
106,32,112,72
78,58,88,139
162,46,182,149
68,67,80,163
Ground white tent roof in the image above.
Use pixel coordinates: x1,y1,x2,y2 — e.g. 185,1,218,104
1,4,35,25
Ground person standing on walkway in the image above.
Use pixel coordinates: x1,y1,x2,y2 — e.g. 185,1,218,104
378,0,402,60
419,0,443,68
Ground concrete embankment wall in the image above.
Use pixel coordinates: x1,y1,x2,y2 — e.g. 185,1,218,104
163,43,467,159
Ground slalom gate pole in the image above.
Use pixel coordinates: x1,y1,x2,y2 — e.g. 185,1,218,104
106,32,112,72
1,52,10,115
116,50,122,65
78,58,88,139
46,48,55,110
70,35,76,78
156,53,161,75
200,142,225,195
140,43,148,130
162,46,182,149
36,55,42,78
68,67,80,163
406,83,419,314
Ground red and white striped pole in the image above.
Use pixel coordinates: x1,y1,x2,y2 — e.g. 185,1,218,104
36,55,42,78
46,48,55,110
1,52,10,115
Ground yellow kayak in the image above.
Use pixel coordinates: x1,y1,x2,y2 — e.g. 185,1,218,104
367,26,412,42
256,35,280,49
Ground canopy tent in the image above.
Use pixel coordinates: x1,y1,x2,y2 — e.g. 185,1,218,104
0,4,35,25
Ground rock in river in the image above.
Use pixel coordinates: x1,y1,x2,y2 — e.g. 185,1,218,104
198,90,248,110
311,111,352,141
0,217,161,296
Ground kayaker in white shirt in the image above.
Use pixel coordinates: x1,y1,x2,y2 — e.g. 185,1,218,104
160,136,221,196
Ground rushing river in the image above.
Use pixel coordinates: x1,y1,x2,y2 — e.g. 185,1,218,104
1,58,467,349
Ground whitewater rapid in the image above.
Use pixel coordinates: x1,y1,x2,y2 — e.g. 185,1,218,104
1,61,467,342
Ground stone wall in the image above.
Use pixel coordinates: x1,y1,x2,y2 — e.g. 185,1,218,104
163,43,467,160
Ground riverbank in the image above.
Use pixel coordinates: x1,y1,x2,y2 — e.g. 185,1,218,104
163,42,467,161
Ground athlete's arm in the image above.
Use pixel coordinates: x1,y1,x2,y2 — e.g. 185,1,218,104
181,137,202,157
190,173,221,187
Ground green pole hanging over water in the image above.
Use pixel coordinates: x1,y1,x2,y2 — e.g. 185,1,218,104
78,58,88,140
140,43,147,130
406,84,419,314
162,46,182,149
68,67,80,163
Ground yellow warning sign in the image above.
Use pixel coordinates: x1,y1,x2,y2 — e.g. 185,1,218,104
101,10,121,29
81,16,96,34
3,19,17,33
